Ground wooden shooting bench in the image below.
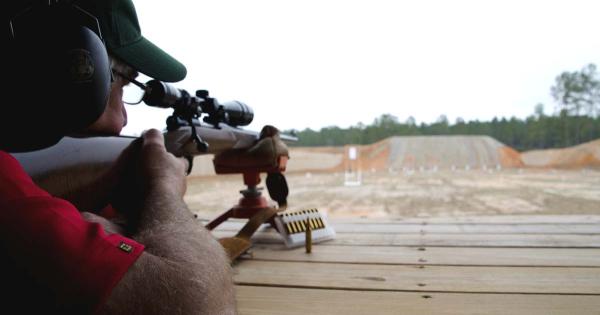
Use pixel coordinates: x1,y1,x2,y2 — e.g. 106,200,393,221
204,215,600,315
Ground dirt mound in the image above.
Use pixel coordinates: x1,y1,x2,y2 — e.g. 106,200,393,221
521,139,600,169
189,135,524,177
386,136,523,170
284,135,523,174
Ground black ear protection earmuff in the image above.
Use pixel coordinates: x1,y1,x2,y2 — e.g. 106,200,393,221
3,1,111,152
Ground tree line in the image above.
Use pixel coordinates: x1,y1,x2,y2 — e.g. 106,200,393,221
286,64,600,152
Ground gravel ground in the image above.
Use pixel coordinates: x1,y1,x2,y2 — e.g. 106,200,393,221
185,168,600,219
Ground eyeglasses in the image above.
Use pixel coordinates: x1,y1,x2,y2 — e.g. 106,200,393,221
112,69,147,105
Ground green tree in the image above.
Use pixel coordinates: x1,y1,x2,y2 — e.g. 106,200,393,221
551,63,600,143
551,63,600,117
429,115,449,134
534,103,545,118
289,65,600,150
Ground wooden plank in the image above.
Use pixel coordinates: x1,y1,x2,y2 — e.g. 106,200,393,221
213,230,600,248
328,233,600,248
329,215,600,224
209,221,600,234
236,285,600,315
233,261,600,294
245,244,600,267
199,215,600,225
329,223,600,234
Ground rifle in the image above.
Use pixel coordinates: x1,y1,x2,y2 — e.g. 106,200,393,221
11,79,298,261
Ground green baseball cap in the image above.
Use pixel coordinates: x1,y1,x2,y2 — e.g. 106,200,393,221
78,0,187,82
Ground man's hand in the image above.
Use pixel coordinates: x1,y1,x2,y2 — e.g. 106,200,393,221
110,129,190,229
138,129,188,197
101,130,237,315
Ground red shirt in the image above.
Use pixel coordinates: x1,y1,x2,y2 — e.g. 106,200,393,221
0,151,144,313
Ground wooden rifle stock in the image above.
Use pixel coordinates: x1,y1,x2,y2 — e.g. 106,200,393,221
11,123,296,196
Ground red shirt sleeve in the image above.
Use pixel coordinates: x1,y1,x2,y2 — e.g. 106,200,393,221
0,151,144,313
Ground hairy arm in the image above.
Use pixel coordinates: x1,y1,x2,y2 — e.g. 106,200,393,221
98,129,236,315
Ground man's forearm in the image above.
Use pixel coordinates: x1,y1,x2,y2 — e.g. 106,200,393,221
103,188,236,315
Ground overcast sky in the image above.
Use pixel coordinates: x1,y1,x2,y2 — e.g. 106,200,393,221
121,0,600,136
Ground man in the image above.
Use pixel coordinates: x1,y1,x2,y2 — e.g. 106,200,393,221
1,0,236,314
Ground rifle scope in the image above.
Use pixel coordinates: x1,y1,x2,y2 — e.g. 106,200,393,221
142,79,254,127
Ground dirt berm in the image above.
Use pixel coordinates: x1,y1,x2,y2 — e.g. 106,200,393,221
521,139,600,169
288,135,523,173
190,135,523,176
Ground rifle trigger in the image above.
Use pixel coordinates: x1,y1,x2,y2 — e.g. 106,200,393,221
187,119,209,153
193,134,209,153
184,155,194,175
266,173,289,208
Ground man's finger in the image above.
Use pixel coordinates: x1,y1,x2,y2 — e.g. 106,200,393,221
141,129,166,151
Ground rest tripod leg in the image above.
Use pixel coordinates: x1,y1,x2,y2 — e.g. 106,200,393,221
205,171,270,228
205,209,234,230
